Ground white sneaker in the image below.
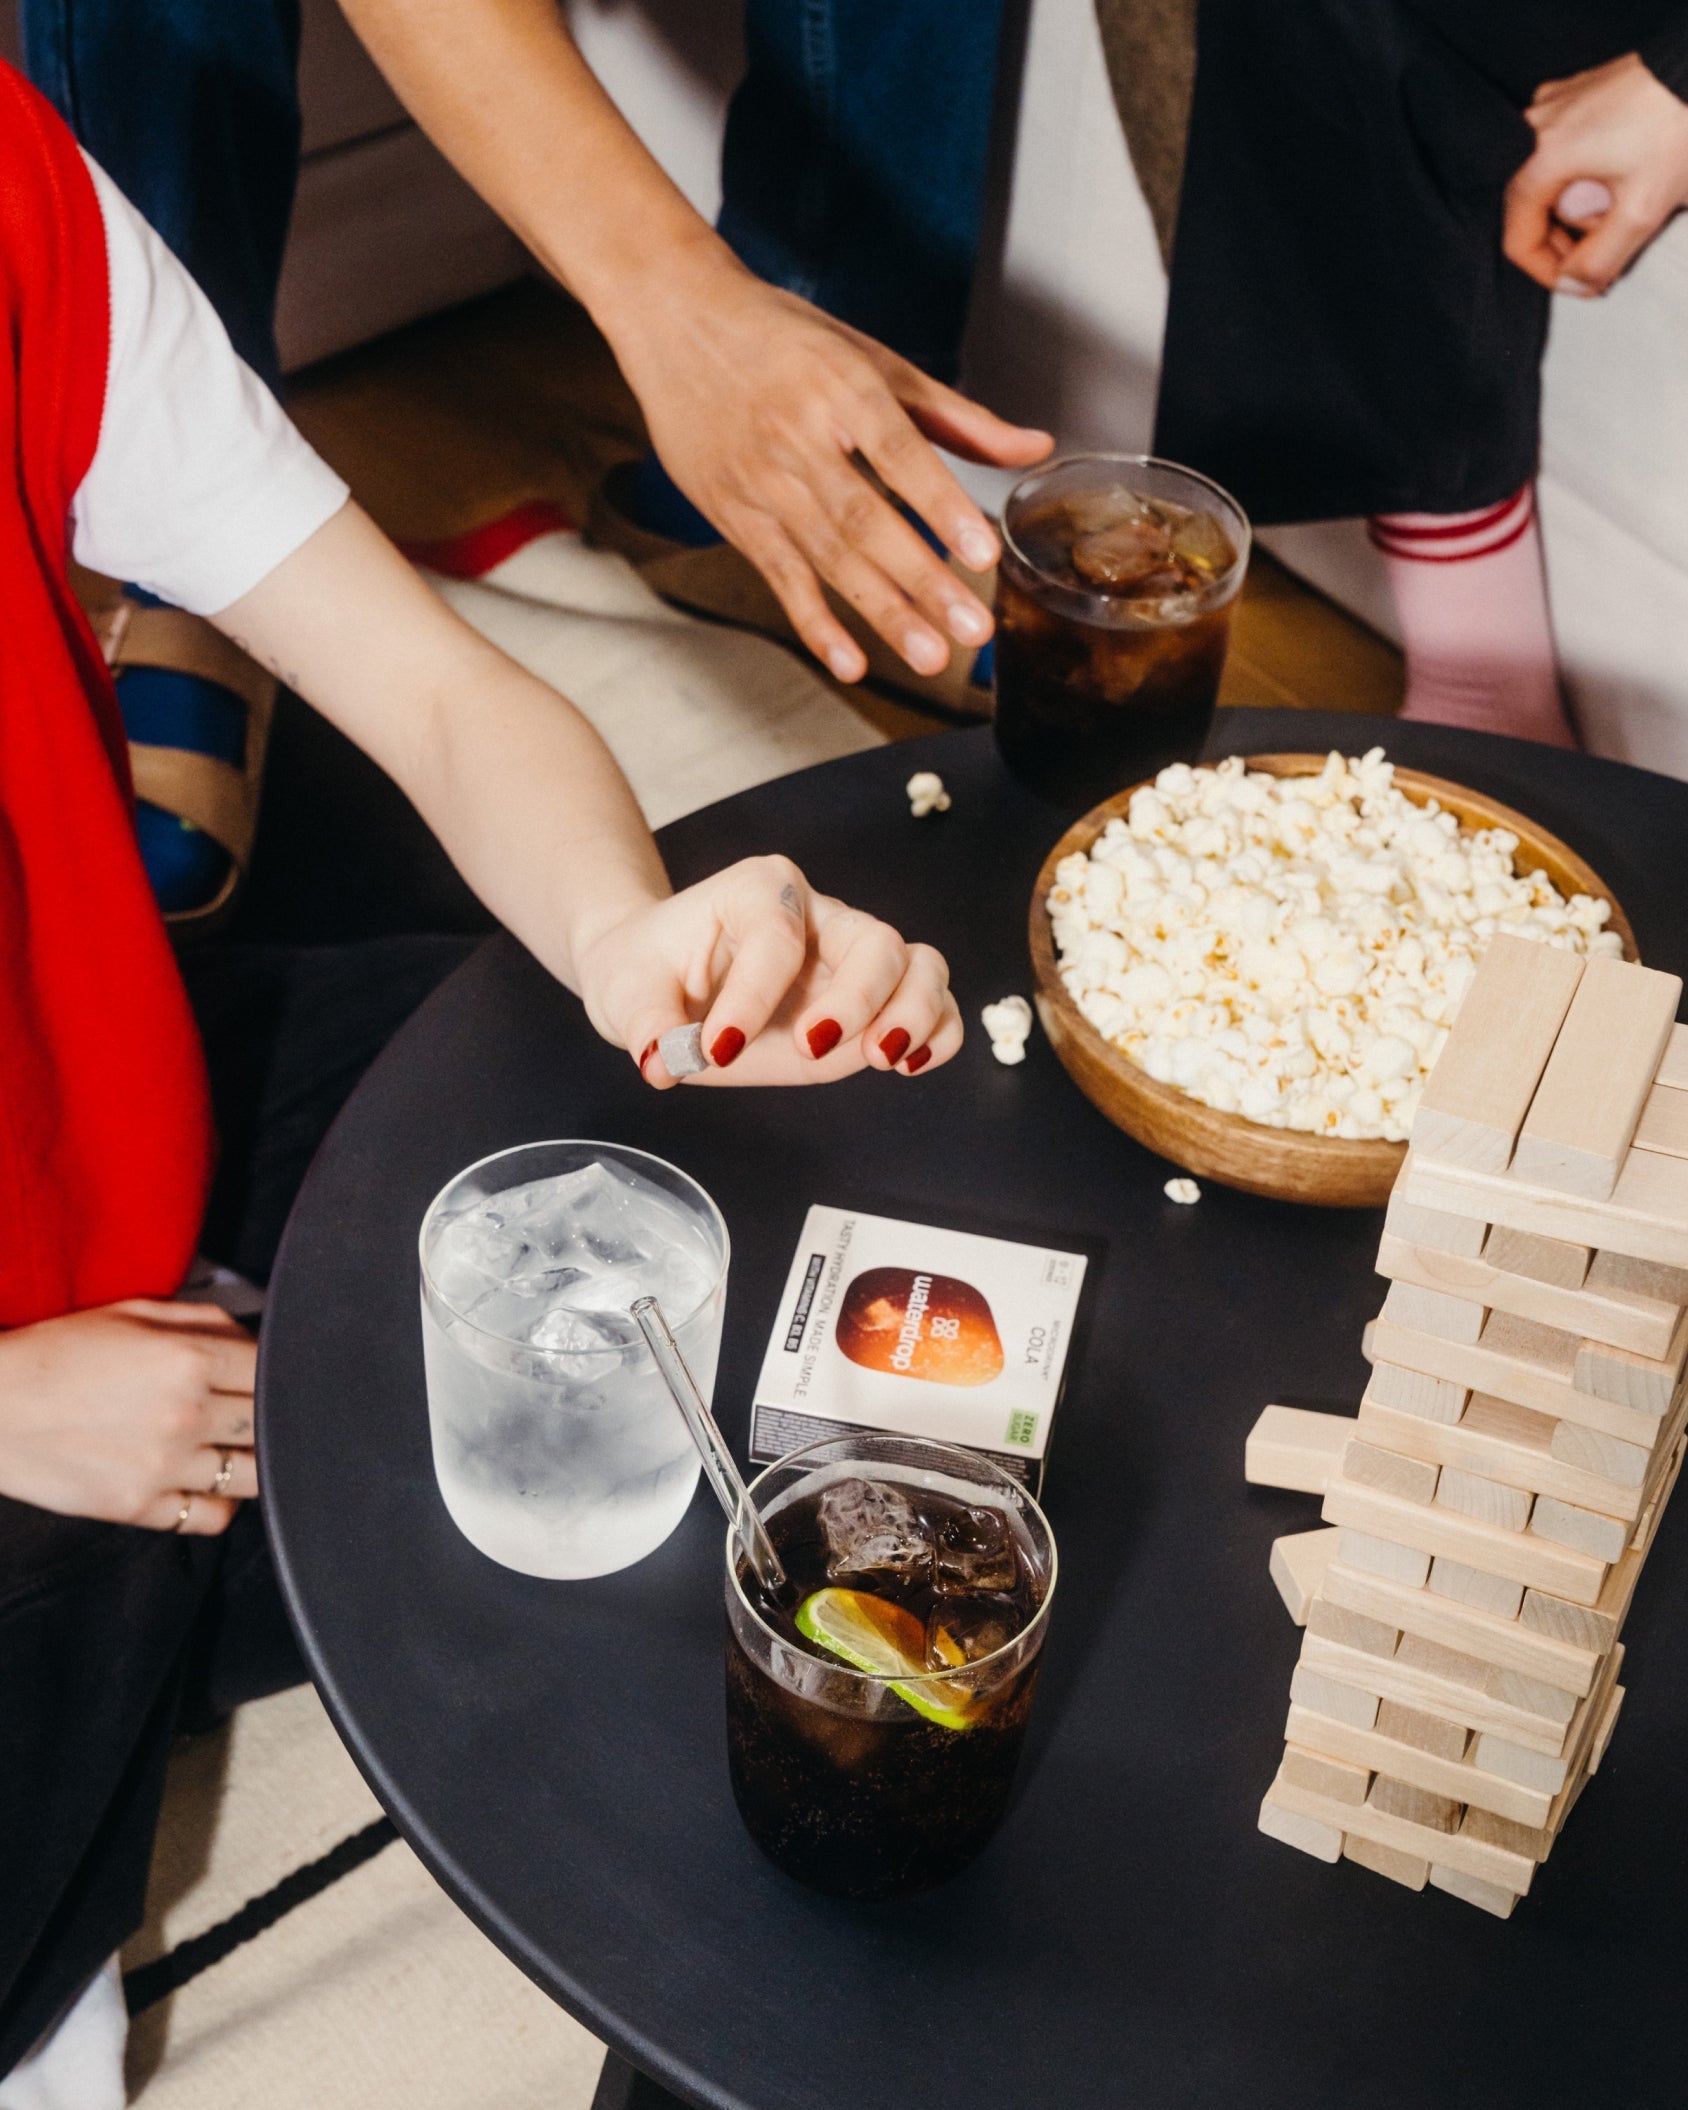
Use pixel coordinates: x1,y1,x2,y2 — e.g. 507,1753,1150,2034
0,1956,127,2110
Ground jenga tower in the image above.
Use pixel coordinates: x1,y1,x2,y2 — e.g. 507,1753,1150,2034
1250,933,1688,1915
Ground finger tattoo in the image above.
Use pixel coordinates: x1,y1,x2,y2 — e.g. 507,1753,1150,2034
779,884,803,919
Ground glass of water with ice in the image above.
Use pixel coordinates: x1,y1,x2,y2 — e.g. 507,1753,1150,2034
419,1141,729,1579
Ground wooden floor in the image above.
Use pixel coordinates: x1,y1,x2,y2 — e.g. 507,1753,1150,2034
287,278,1402,739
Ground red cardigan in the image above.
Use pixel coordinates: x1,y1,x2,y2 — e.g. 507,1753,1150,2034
0,63,213,1326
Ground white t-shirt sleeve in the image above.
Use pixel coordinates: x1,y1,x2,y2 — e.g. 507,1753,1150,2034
70,151,350,617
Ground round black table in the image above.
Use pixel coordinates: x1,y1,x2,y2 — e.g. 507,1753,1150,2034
259,713,1688,2110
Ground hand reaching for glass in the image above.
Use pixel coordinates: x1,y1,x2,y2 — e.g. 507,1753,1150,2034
1504,52,1688,296
572,853,963,1088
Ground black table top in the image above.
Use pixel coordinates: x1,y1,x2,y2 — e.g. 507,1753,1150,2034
259,712,1688,2110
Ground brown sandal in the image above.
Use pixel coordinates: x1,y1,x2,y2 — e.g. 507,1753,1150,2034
84,589,277,935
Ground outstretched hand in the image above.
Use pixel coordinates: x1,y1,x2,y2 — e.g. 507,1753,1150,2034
1504,52,1688,295
606,253,1052,683
574,854,962,1087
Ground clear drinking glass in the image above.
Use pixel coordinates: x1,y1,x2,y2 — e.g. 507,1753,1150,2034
993,452,1250,806
419,1140,729,1579
725,1433,1057,1898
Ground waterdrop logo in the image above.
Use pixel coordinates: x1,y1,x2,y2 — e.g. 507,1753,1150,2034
835,1267,1004,1386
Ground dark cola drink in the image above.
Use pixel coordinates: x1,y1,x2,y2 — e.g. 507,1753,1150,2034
993,455,1248,809
724,1444,1054,1900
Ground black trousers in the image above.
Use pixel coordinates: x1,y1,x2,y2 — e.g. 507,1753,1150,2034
1153,0,1682,524
0,934,473,2075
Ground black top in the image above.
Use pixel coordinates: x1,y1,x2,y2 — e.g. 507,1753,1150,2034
259,715,1688,2110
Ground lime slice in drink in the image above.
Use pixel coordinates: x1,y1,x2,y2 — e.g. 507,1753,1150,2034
794,1588,975,1731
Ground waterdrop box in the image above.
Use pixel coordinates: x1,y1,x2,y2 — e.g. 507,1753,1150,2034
749,1205,1087,1493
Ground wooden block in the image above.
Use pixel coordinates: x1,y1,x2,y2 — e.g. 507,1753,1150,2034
1629,1435,1684,1555
1520,1589,1616,1656
1486,1665,1576,1730
1344,1834,1428,1890
1305,1632,1572,1754
1481,1307,1578,1381
1267,1772,1535,1896
1589,1685,1624,1774
1404,1143,1688,1274
1375,1698,1469,1763
1574,1302,1688,1416
1269,1527,1341,1623
1381,1279,1485,1345
1429,1864,1520,1918
1371,1313,1662,1447
1512,956,1682,1199
1306,1595,1400,1659
1368,1360,1468,1425
1281,1743,1371,1806
1337,1527,1431,1588
1428,1556,1523,1621
1434,1468,1532,1533
1369,1773,1460,1834
1657,1021,1688,1091
1287,1703,1552,1827
1411,934,1585,1172
1471,1732,1570,1796
1381,1229,1677,1357
1390,1633,1572,1735
1341,1438,1440,1506
1323,1474,1609,1605
1385,1188,1488,1258
1325,1561,1600,1699
1359,1392,1647,1525
1529,1495,1629,1564
1461,1803,1550,1863
1484,1222,1590,1291
1547,1418,1652,1488
1246,1406,1357,1492
1632,1081,1688,1163
1259,1784,1343,1864
1586,1245,1688,1311
1290,1663,1379,1731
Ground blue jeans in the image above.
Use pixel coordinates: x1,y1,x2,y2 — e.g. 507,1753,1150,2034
20,0,301,389
22,0,1004,389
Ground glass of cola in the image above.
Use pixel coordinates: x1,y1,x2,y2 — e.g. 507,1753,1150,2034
993,453,1250,807
725,1432,1057,1898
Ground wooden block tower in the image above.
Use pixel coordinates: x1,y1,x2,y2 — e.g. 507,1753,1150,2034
1252,933,1688,1915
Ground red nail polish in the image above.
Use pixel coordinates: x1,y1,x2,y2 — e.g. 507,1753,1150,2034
711,1026,746,1069
807,1018,844,1059
879,1028,911,1066
637,1040,659,1076
905,1044,932,1074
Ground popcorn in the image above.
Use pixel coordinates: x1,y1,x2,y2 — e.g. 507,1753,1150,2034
982,994,1034,1066
1047,751,1621,1143
906,770,951,817
1163,1177,1202,1204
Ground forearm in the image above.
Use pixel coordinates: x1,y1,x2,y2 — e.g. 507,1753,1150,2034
218,505,669,989
337,0,736,334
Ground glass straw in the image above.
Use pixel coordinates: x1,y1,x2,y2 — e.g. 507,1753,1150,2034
632,1295,789,1600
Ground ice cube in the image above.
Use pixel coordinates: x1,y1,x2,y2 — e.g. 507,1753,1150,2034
1170,507,1234,577
925,1597,1016,1669
429,1207,531,1307
934,1505,1020,1595
1071,516,1174,590
504,1162,646,1267
819,1478,932,1584
529,1305,623,1358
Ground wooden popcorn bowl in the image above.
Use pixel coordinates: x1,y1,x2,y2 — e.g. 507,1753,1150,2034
1027,755,1637,1208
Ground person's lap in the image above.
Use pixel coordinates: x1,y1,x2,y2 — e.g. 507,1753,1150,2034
0,933,474,2073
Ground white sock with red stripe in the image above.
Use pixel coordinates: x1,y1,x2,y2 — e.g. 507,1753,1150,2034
1368,487,1576,749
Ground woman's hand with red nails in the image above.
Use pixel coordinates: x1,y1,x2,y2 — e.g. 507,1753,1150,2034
572,853,963,1086
1504,53,1688,295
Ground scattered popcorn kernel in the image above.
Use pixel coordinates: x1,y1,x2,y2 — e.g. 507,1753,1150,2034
1163,1177,1202,1204
982,994,1034,1065
906,770,951,817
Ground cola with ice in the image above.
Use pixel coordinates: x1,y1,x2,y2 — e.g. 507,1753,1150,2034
993,454,1248,807
725,1437,1055,1897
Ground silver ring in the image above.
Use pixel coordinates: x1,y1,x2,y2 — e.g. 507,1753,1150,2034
210,1449,234,1497
172,1495,193,1532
